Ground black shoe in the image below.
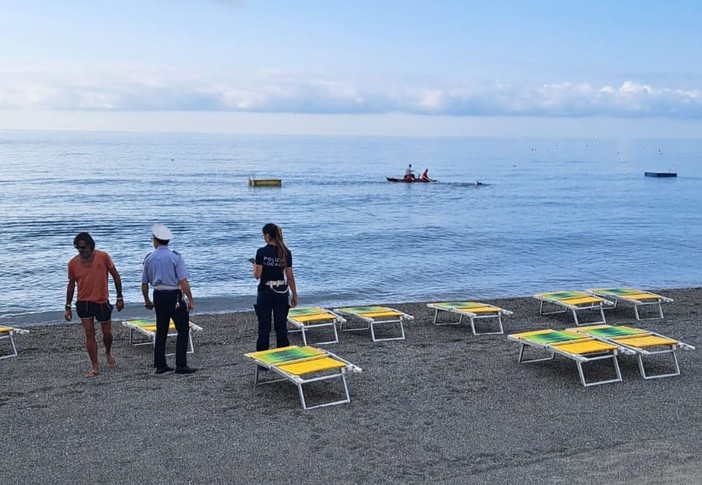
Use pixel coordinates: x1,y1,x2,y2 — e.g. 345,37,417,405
155,366,174,374
175,366,197,374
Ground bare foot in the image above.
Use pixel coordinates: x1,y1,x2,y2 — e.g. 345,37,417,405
86,369,100,378
106,354,117,368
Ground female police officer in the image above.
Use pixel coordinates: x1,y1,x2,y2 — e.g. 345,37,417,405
252,223,298,351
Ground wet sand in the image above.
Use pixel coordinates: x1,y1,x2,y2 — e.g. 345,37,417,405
1,287,700,484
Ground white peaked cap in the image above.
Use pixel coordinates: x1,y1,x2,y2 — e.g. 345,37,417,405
152,223,173,240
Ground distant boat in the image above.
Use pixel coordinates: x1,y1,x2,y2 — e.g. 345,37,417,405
249,178,282,187
644,171,677,178
386,177,436,183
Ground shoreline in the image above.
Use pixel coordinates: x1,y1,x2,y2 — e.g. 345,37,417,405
2,287,701,483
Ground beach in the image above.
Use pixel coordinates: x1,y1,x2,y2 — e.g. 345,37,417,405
1,287,700,484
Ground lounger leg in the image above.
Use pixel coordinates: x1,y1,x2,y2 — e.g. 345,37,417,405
576,354,623,387
634,302,665,321
540,301,568,316
301,328,308,346
0,335,19,359
572,309,580,326
298,374,352,410
370,320,405,342
472,315,504,336
637,350,681,379
433,309,462,326
187,331,194,354
517,344,555,363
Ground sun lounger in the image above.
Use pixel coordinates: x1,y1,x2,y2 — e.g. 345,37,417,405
0,325,29,359
426,301,513,335
244,345,362,410
287,307,344,345
569,324,695,379
534,291,614,326
586,288,673,320
121,319,203,355
333,306,413,342
508,328,630,386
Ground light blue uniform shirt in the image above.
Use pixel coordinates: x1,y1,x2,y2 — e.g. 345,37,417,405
142,246,190,287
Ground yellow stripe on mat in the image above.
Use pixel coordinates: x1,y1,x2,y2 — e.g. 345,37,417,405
555,340,618,354
562,296,604,305
458,306,500,313
357,311,403,318
279,356,347,375
614,335,678,348
291,313,338,323
0,326,14,333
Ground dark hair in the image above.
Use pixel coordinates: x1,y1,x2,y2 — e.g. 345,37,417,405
262,223,290,267
73,232,95,250
153,236,169,246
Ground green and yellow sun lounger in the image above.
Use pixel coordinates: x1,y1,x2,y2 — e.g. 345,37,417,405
244,345,362,410
0,325,29,359
586,288,674,320
287,307,345,345
333,306,414,342
426,301,513,335
534,291,615,326
508,328,630,386
121,319,203,355
569,324,695,379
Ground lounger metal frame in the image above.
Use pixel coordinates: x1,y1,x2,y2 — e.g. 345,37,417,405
286,307,344,345
333,306,413,342
246,346,362,410
427,302,512,335
121,320,202,355
570,325,696,380
586,288,674,321
0,326,29,359
534,291,614,326
508,330,630,387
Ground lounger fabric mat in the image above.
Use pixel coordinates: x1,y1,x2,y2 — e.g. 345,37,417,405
0,326,14,333
248,346,325,365
512,329,586,344
278,356,347,375
591,288,663,300
431,302,501,313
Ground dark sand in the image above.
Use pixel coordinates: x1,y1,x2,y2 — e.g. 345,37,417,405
1,288,700,484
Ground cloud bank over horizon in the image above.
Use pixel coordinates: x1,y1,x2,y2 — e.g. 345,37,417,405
1,60,700,120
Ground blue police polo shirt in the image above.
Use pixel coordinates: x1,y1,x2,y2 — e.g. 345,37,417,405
142,246,190,287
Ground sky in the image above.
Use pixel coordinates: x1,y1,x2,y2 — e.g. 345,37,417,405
1,0,701,137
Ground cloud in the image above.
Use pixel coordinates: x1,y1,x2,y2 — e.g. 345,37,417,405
1,59,701,118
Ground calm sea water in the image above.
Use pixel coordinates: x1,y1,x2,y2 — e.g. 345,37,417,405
1,130,701,325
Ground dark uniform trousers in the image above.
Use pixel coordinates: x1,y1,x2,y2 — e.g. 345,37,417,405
153,289,190,368
255,287,290,351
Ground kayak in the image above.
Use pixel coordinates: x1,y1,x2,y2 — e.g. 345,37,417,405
386,177,436,183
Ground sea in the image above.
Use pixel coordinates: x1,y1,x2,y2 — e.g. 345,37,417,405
1,130,701,326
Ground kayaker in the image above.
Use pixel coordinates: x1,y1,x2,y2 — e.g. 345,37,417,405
404,163,416,181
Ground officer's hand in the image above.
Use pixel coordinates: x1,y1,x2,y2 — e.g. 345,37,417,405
144,300,154,310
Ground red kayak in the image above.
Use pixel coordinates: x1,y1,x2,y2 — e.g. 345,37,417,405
386,177,436,183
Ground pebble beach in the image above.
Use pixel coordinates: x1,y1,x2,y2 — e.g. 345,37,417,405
1,287,700,484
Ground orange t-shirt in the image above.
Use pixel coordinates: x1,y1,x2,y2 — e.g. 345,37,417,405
67,250,115,304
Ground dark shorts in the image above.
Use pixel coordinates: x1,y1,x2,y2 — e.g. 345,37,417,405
76,301,114,323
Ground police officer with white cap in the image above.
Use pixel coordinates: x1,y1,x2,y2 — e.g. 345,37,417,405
141,223,197,374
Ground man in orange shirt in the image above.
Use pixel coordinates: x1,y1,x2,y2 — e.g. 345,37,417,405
65,232,124,377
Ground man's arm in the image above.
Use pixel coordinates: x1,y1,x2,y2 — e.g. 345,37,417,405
108,265,124,311
180,278,195,312
141,283,153,310
65,278,76,321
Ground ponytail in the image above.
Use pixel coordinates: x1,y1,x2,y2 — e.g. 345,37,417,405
262,223,290,267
